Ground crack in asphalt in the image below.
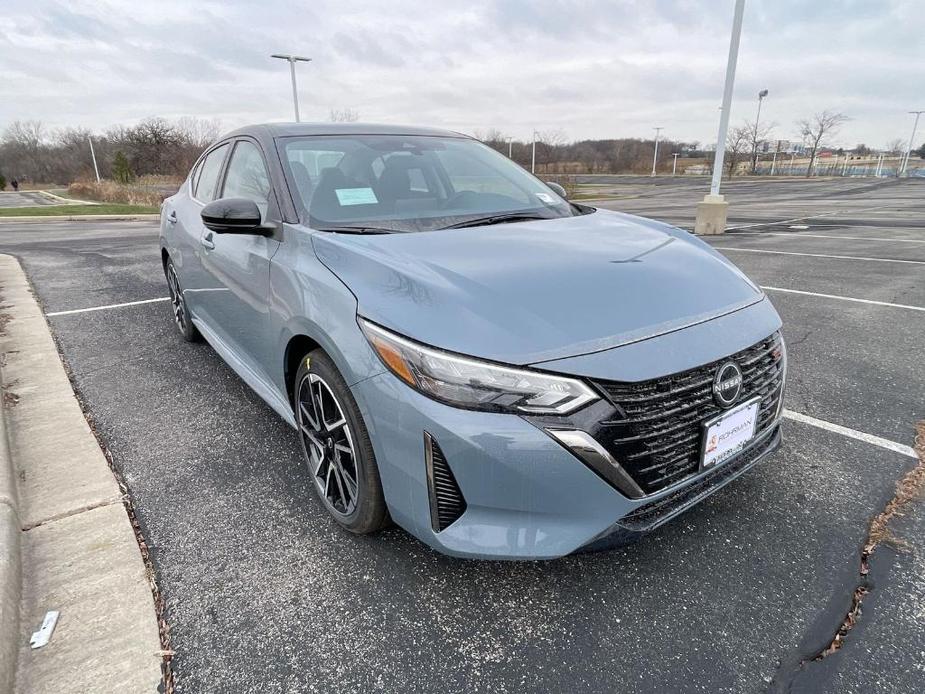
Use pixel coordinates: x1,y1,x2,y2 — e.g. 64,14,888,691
773,420,925,691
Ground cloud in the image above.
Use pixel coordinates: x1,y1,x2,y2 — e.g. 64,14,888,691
0,0,921,149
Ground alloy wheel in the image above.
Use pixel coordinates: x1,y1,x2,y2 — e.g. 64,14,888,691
296,372,360,517
167,265,188,334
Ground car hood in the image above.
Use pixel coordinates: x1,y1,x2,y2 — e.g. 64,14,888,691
311,209,764,365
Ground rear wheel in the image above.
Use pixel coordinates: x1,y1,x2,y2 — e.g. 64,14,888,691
294,350,388,534
165,259,199,342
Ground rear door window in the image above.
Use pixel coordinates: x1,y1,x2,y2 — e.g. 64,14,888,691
193,144,229,202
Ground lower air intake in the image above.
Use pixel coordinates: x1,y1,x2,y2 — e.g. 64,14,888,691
424,432,467,532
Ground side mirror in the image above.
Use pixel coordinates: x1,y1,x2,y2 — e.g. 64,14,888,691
545,182,568,200
201,197,265,233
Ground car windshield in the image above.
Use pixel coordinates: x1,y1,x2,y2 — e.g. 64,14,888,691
279,134,582,232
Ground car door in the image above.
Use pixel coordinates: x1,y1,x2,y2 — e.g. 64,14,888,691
168,141,230,315
197,138,281,382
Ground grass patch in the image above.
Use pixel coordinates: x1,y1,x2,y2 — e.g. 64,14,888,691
0,204,158,217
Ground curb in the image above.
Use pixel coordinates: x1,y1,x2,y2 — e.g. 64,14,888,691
0,214,159,224
35,191,97,206
0,255,163,692
0,358,22,694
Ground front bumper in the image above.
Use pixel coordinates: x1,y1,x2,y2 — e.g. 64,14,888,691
351,368,783,560
578,424,782,552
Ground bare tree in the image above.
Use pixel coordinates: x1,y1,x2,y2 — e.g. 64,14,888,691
473,128,511,157
175,117,222,149
53,127,98,181
0,117,222,184
726,124,751,177
126,117,183,176
1,121,51,181
330,108,360,123
474,128,506,144
748,120,776,174
3,120,46,149
535,129,567,173
797,110,849,177
884,138,905,155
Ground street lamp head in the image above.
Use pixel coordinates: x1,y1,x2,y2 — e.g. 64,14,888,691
758,89,769,99
271,54,312,63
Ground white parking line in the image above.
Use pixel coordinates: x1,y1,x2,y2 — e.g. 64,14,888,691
724,204,893,231
783,409,917,458
46,297,170,317
761,286,925,312
715,247,925,265
740,232,925,244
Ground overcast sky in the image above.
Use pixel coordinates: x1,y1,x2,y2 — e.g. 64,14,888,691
2,0,922,149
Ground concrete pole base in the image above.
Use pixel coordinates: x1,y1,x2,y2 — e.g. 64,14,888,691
694,194,729,235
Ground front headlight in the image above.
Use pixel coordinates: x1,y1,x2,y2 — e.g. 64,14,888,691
359,319,598,415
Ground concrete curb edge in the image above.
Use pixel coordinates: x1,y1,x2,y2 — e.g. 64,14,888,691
35,191,97,206
0,254,163,692
0,214,159,224
0,287,23,694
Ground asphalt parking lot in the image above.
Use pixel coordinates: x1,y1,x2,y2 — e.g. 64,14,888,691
1,177,922,693
0,191,63,208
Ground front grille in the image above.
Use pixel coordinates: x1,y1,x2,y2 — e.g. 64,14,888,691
594,332,784,495
616,425,781,532
424,433,467,532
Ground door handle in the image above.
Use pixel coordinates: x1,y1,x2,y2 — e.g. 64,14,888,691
166,210,177,224
201,233,215,250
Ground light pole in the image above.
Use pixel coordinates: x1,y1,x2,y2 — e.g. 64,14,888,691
875,152,884,177
672,152,680,176
750,88,768,173
271,54,312,122
531,130,538,173
695,0,745,235
87,136,101,183
900,110,923,176
651,127,663,176
770,150,777,175
507,136,513,159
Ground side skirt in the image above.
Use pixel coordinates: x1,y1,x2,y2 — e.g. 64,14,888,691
192,317,297,428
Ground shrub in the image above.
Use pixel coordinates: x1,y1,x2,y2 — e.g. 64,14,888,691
68,180,166,207
112,150,134,184
0,174,5,191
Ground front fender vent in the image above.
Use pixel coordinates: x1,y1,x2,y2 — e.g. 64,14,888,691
424,432,467,532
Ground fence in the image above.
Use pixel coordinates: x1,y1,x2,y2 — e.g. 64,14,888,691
750,156,922,177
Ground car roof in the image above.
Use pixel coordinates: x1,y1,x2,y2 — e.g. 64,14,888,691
220,122,471,141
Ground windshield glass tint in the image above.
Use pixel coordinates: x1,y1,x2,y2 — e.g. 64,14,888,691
280,135,575,232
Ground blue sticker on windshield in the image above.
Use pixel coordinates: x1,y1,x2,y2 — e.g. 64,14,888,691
335,187,378,206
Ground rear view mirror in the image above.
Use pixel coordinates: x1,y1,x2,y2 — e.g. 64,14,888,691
201,197,265,233
545,182,568,200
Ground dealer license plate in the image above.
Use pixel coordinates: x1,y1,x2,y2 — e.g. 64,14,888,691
701,398,760,469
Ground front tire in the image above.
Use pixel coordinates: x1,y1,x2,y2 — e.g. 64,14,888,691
165,258,200,342
294,350,388,534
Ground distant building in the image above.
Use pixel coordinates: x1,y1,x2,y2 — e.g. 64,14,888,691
756,139,799,154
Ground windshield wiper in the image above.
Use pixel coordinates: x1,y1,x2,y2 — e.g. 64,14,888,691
313,225,396,235
441,213,552,230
